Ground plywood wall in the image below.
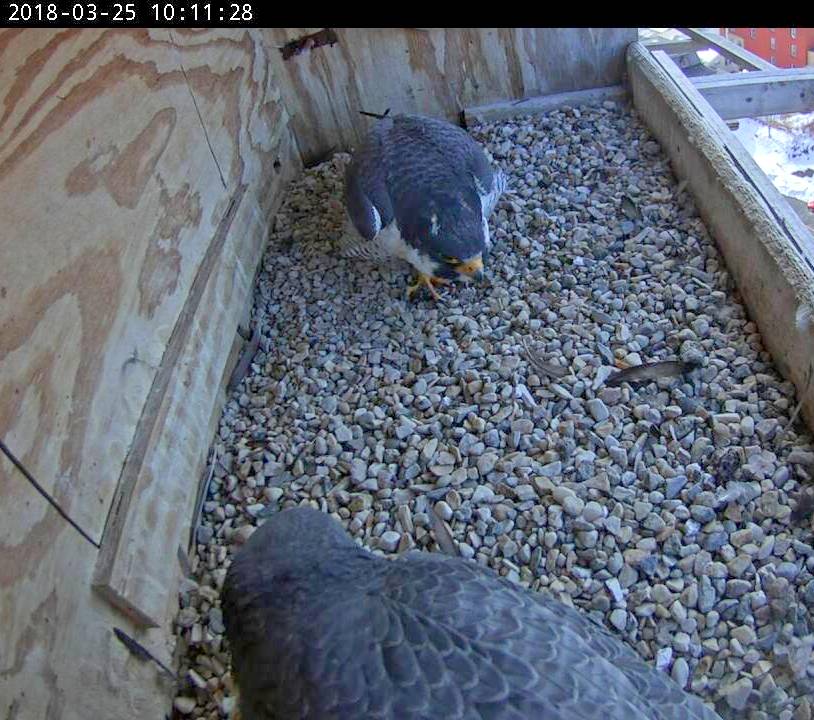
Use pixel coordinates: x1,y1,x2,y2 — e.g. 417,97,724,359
0,28,299,719
264,27,637,164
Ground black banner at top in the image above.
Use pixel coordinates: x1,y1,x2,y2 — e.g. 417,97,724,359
0,0,313,26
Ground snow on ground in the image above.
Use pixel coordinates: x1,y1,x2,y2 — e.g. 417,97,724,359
637,29,814,206
697,49,720,64
732,114,814,203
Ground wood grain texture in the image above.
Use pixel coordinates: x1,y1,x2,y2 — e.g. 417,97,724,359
0,28,225,542
0,28,299,716
628,43,814,431
92,28,300,627
263,27,637,164
0,473,174,720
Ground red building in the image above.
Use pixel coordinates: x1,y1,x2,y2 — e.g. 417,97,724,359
722,28,814,68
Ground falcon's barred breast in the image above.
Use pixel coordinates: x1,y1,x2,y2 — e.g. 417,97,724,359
340,114,507,299
223,507,724,720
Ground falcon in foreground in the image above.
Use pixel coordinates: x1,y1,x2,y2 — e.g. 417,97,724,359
222,507,723,720
340,113,507,300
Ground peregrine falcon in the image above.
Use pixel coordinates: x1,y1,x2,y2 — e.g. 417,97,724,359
222,507,723,720
340,114,507,300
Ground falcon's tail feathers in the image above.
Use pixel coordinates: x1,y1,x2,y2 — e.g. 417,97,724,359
337,233,393,262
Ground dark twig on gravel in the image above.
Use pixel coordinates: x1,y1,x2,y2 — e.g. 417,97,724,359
428,506,459,556
776,363,813,444
520,336,569,379
227,326,262,394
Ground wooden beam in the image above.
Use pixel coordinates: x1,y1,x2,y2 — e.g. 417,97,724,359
677,28,774,70
464,85,627,125
643,39,709,55
627,42,814,433
786,195,814,235
691,68,814,119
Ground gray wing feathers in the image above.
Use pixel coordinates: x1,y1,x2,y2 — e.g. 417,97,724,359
380,117,487,254
343,115,503,260
344,161,383,242
344,121,394,240
225,545,721,720
387,553,721,720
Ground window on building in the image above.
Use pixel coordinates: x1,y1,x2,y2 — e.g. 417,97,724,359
750,28,756,38
770,55,776,64
791,28,797,39
792,44,798,57
770,36,776,50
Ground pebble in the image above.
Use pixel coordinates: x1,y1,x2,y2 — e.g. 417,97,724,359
583,501,605,523
174,698,197,715
587,398,610,422
472,486,495,505
378,531,401,553
672,657,690,688
655,647,673,672
610,608,627,631
477,453,499,476
563,496,585,517
350,458,368,485
722,677,753,710
666,476,688,500
511,419,534,435
605,578,625,603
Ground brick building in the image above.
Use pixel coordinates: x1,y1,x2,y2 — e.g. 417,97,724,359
722,28,814,68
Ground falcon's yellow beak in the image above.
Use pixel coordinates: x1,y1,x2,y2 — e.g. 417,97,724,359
455,255,484,281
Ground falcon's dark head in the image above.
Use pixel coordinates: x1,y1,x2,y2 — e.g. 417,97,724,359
232,507,356,577
433,252,484,283
423,187,487,283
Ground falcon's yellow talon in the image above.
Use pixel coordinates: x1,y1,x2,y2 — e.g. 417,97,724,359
406,273,441,301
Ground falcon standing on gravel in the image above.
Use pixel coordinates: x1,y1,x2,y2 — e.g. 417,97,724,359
223,507,723,720
340,113,507,300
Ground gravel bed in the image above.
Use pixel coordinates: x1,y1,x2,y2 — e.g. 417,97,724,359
171,100,814,720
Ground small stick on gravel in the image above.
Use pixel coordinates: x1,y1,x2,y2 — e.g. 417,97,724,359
775,364,812,444
189,446,219,548
428,507,458,557
227,326,262,394
359,108,391,120
689,276,713,291
177,546,194,579
113,628,175,678
520,336,569,379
